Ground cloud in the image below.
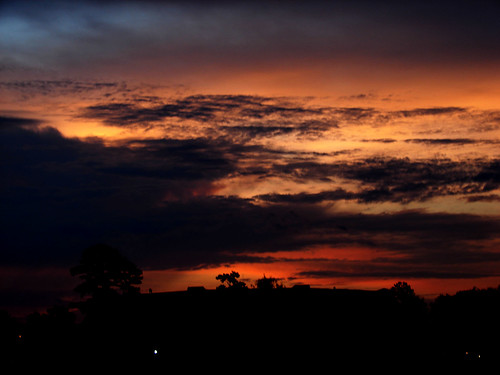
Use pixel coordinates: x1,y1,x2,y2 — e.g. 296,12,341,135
296,268,496,280
109,200,500,273
0,79,122,93
264,157,500,203
0,124,239,266
81,94,335,141
256,189,356,204
0,80,127,102
130,203,500,286
0,115,42,129
81,96,246,125
3,0,500,77
115,138,237,181
78,93,500,150
471,111,500,132
332,107,378,121
2,107,500,280
338,93,378,101
219,125,296,140
393,107,467,118
360,138,397,143
405,138,473,145
219,119,337,141
466,194,500,203
82,94,326,125
9,110,486,211
78,95,493,143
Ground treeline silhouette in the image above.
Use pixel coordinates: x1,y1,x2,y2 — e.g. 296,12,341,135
2,245,499,371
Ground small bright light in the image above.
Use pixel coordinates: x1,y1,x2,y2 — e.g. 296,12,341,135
154,350,158,355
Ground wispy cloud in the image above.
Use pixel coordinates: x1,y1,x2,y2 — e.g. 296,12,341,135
81,94,326,126
263,157,500,203
0,79,128,101
79,94,500,142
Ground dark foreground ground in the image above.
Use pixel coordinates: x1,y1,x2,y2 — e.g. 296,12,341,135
2,286,499,372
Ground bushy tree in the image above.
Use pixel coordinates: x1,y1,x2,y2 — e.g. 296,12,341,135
254,275,284,290
216,271,247,290
391,281,427,314
70,244,143,300
391,281,416,302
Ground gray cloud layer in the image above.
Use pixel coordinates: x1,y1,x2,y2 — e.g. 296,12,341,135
2,1,500,74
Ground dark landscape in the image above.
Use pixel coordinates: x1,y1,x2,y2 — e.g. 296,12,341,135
2,246,499,371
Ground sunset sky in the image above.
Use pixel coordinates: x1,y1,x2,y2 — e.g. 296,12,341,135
2,0,500,316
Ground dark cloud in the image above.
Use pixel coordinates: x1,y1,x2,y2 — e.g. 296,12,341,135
393,107,467,118
405,138,477,145
80,98,491,137
297,268,496,280
238,103,322,119
0,79,121,91
324,106,476,127
82,103,147,126
82,94,326,127
332,107,378,121
103,200,500,273
81,94,334,141
338,93,378,101
82,95,494,143
116,138,237,181
405,138,500,146
0,80,126,99
3,124,498,266
256,189,356,204
472,111,500,132
130,204,500,291
219,120,337,141
1,122,500,317
3,0,500,76
306,210,500,264
219,125,296,140
256,184,496,206
327,106,500,132
0,124,239,267
266,157,500,203
0,115,42,129
361,138,397,143
466,194,500,203
80,94,500,145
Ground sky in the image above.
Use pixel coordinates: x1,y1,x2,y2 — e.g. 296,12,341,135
1,0,500,316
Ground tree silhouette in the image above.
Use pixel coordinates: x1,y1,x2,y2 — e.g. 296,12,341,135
391,281,415,300
254,275,284,290
70,244,143,300
391,281,417,302
390,281,427,317
216,271,247,289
